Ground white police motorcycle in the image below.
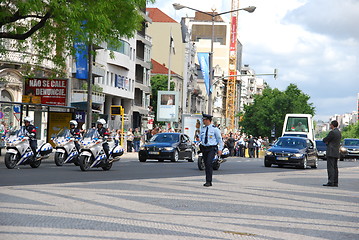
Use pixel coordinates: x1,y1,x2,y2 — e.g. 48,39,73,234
78,129,124,171
197,147,229,171
52,128,80,166
4,127,53,169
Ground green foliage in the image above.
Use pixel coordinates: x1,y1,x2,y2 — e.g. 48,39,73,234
150,74,175,123
241,83,315,138
316,130,330,140
341,122,359,139
0,0,153,74
81,82,103,93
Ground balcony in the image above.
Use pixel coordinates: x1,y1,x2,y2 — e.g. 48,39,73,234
72,61,106,78
71,90,105,104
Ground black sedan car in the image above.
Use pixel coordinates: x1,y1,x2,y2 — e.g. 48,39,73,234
340,138,359,161
264,136,318,169
315,140,327,160
138,133,195,162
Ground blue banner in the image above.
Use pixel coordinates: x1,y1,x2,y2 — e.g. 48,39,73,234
197,52,211,94
115,74,118,87
74,42,88,79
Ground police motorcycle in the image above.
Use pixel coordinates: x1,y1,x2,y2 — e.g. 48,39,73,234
78,129,124,171
197,147,230,171
4,127,53,169
52,128,80,166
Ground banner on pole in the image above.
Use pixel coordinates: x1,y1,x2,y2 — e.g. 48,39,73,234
74,41,88,79
197,52,211,94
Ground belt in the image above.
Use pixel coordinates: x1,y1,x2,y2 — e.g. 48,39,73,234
200,145,217,149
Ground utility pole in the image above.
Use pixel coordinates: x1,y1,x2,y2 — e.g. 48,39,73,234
86,43,93,129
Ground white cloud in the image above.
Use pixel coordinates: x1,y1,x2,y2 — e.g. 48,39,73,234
149,0,359,122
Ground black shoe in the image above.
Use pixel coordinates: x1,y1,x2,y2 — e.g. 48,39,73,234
203,182,212,187
323,183,337,187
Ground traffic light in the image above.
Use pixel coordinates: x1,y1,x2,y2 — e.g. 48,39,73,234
274,69,278,79
110,105,124,115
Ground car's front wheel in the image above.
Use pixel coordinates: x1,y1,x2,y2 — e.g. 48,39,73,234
301,156,307,169
264,160,271,167
171,150,179,162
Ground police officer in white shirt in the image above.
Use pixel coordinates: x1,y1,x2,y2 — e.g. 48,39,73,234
199,114,224,187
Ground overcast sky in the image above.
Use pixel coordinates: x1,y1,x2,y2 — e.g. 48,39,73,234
149,0,359,121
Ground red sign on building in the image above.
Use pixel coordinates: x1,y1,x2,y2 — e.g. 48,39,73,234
24,77,68,106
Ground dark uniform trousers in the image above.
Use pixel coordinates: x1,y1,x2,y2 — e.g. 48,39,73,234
202,146,217,183
327,156,338,185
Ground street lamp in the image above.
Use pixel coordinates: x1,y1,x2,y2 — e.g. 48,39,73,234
173,4,256,114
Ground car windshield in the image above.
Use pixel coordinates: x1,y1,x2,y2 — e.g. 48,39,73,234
275,138,306,149
83,129,100,139
150,134,179,143
56,128,71,138
344,139,359,146
285,117,309,132
315,141,326,147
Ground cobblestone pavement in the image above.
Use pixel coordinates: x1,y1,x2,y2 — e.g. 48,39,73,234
0,153,358,240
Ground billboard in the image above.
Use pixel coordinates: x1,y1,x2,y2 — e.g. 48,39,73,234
157,91,179,122
24,77,68,106
47,112,73,146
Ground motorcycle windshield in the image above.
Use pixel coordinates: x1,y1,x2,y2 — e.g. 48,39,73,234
56,128,71,138
7,127,26,137
82,129,100,140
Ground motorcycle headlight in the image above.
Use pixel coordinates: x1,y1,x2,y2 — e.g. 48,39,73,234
265,151,273,156
164,147,174,151
293,153,304,158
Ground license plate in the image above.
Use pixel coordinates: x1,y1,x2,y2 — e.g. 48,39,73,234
149,151,160,155
277,157,288,160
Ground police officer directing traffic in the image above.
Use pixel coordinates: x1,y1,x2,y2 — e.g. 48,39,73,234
199,113,224,187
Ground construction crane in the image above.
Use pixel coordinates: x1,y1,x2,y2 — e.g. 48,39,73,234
225,0,239,131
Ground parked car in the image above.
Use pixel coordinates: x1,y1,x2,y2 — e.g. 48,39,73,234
340,138,359,161
315,140,327,160
138,133,195,162
264,136,318,169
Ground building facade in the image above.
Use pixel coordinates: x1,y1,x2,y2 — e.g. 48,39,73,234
147,8,203,121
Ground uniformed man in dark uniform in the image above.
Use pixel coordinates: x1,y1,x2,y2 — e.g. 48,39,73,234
199,114,224,187
69,120,81,151
23,116,37,158
96,119,110,159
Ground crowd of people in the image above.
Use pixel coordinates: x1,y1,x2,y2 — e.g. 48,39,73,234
222,133,270,158
118,125,270,158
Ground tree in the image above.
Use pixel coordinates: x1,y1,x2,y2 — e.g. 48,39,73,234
240,83,315,138
150,74,175,123
0,0,153,72
341,122,359,139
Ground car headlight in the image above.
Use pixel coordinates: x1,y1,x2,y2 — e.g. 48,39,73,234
164,147,174,151
265,151,273,156
140,146,146,150
293,153,304,158
340,147,347,152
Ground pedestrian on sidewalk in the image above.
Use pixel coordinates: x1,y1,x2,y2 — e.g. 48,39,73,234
133,128,141,152
126,128,134,152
